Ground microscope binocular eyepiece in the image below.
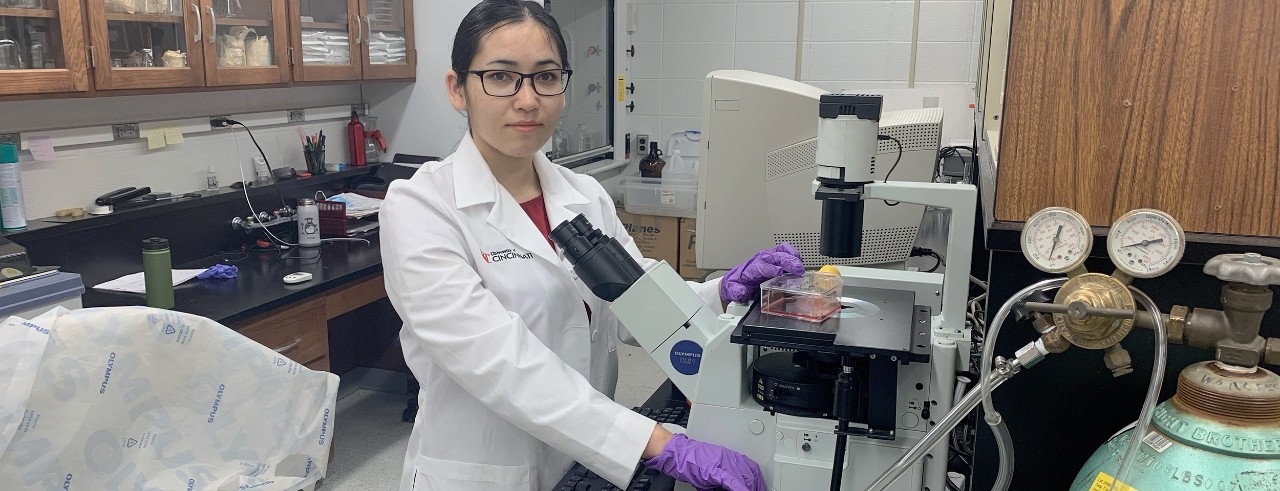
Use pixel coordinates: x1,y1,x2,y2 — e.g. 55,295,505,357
551,214,646,302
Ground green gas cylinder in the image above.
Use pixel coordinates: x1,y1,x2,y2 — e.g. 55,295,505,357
1071,362,1280,491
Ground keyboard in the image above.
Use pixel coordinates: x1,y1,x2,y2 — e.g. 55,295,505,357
553,404,689,491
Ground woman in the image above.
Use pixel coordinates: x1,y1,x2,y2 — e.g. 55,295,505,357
381,2,803,490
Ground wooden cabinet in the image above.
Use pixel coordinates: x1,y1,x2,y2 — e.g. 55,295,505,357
199,0,291,86
358,0,411,79
236,295,331,370
290,0,413,82
0,0,90,95
0,0,412,97
289,0,360,81
84,0,206,89
990,0,1280,237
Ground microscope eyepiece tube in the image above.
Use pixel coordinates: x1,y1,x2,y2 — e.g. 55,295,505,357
552,214,646,301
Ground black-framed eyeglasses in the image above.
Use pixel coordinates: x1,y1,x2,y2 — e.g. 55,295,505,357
467,69,574,97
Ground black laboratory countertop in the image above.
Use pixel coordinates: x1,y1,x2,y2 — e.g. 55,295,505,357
81,236,384,326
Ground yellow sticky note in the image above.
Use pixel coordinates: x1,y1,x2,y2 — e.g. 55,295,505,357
144,129,166,150
1090,472,1138,491
163,126,184,145
617,76,626,102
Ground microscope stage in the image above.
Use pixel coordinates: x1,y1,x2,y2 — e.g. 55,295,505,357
733,285,931,362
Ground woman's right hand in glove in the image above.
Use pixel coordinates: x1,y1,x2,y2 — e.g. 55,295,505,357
643,432,765,491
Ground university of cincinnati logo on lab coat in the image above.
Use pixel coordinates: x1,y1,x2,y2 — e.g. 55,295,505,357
481,248,535,263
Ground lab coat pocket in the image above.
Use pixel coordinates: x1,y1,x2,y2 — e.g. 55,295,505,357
412,456,532,491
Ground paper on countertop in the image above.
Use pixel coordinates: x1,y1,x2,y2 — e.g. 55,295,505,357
0,307,338,490
27,137,56,162
327,192,383,219
92,269,208,294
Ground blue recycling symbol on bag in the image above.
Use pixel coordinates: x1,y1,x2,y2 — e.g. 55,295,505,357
164,325,176,335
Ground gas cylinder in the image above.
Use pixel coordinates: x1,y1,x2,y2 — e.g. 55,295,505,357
1070,361,1280,491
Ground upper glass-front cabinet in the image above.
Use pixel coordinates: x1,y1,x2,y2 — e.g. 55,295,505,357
87,0,205,89
290,0,358,81
359,0,410,79
0,0,90,95
201,0,290,86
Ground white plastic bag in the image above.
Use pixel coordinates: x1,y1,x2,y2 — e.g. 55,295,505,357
246,34,271,67
0,307,338,491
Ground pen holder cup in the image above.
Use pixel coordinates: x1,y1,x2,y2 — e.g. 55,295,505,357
304,149,326,175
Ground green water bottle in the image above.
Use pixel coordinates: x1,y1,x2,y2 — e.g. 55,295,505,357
142,237,175,309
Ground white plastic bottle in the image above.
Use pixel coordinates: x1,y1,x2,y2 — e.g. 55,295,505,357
668,150,689,175
253,156,271,186
295,198,322,247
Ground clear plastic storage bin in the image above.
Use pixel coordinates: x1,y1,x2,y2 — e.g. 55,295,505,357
760,271,843,322
621,172,698,218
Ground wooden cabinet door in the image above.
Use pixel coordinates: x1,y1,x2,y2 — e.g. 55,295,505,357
86,0,206,89
358,0,411,80
0,0,90,95
289,0,360,81
199,0,290,86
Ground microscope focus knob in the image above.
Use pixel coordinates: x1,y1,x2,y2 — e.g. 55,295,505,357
1204,253,1280,286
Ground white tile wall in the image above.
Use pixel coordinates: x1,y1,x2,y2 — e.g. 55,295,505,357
623,0,984,148
917,1,977,42
736,3,799,42
660,79,706,117
808,2,893,42
633,4,665,41
915,42,975,82
660,42,736,79
664,4,737,41
734,42,798,79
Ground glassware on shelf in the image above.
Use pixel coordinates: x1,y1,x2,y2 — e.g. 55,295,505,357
0,26,26,70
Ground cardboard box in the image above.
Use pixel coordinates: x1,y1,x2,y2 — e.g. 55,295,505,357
616,210,679,268
678,217,710,280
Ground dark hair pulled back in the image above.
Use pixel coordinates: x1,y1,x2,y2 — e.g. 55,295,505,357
451,0,570,86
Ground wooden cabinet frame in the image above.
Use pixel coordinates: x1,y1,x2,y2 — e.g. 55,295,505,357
0,0,90,95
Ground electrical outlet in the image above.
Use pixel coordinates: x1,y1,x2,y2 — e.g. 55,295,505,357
350,104,367,116
636,134,649,155
288,109,305,123
112,124,140,140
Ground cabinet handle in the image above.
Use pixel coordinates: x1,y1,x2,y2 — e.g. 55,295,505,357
207,6,216,45
192,4,202,43
353,14,363,45
273,338,303,353
365,14,373,43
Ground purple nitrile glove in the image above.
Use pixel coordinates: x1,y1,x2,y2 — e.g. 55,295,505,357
643,434,766,491
197,264,238,280
720,242,805,304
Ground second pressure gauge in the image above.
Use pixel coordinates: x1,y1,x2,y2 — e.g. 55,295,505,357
1022,207,1093,273
1107,209,1186,278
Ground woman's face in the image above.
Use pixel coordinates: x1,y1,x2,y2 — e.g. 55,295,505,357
447,20,565,162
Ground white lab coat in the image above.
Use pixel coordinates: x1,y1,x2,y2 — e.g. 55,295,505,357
381,133,722,491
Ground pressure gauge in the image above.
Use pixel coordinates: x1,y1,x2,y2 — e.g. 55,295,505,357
1021,207,1093,273
1107,209,1186,278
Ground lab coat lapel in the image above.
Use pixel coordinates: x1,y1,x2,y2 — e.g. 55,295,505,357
534,152,592,230
487,192,561,265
